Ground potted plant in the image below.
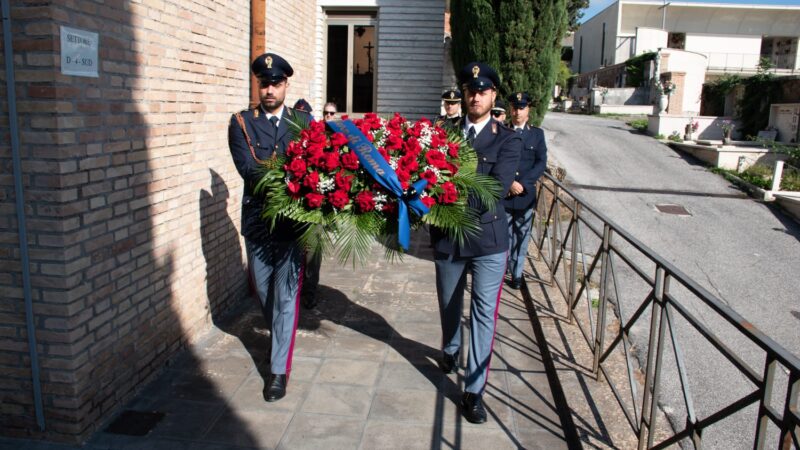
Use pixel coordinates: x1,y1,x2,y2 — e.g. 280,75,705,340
720,120,734,144
655,81,676,114
684,120,699,141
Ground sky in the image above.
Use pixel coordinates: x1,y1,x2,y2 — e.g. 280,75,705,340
580,0,800,23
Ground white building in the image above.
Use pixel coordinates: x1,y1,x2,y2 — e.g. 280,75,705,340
572,0,800,77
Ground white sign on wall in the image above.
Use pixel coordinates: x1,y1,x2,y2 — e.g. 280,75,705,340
60,26,98,78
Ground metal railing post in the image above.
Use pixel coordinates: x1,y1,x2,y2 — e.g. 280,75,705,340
567,203,580,324
593,224,612,375
639,266,665,450
550,184,560,277
753,356,777,450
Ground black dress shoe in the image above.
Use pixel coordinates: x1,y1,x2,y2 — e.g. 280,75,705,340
440,351,458,374
461,392,487,424
264,374,287,402
508,277,521,290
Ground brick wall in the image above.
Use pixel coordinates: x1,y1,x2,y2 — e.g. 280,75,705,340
0,0,253,443
264,0,319,115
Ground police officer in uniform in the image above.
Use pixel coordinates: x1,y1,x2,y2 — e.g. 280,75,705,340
228,52,312,402
431,62,522,424
504,92,547,289
435,88,462,127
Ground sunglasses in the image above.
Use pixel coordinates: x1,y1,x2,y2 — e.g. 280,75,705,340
491,111,505,117
323,110,336,116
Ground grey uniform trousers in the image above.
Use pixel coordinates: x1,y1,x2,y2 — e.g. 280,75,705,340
434,251,506,394
506,208,534,281
246,239,304,376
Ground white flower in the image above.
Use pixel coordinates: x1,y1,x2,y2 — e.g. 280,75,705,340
318,176,335,194
373,192,388,210
424,165,441,176
389,156,399,170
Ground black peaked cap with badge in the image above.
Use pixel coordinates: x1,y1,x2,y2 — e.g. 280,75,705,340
293,98,312,113
441,88,462,102
508,92,531,109
251,52,294,81
459,62,500,92
492,98,507,113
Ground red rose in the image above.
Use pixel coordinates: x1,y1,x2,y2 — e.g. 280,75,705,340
286,141,305,158
328,189,350,209
385,133,404,151
395,168,410,184
330,132,348,149
322,151,340,171
302,123,326,147
447,142,460,159
341,151,360,170
438,181,458,204
355,191,375,212
335,171,354,191
425,150,450,170
386,115,403,135
429,134,445,149
420,196,435,208
305,192,324,208
378,147,390,162
303,171,320,190
307,146,324,167
287,179,301,196
403,137,421,155
285,158,307,177
420,169,437,187
398,154,419,173
382,202,397,215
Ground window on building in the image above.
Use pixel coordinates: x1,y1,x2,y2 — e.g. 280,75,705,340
668,32,685,50
326,12,377,116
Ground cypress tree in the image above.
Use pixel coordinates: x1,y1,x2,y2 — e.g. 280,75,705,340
498,0,536,98
450,0,501,81
450,0,571,125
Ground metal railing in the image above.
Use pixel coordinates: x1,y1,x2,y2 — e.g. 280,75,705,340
530,173,800,449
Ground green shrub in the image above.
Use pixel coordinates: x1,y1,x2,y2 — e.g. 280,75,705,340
668,131,682,142
627,118,648,132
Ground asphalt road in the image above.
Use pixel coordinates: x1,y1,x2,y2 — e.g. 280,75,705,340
540,112,800,449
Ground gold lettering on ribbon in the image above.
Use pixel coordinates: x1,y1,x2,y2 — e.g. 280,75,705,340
341,127,385,176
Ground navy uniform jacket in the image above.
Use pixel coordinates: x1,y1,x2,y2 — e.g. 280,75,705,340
431,118,522,257
228,106,312,243
504,124,547,211
435,114,461,128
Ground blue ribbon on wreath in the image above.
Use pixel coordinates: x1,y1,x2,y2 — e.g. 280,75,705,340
327,119,430,251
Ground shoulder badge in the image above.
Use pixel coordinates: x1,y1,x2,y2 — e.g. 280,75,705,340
253,108,259,118
491,122,498,134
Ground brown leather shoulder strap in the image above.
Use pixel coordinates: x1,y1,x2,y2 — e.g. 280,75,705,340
235,112,266,165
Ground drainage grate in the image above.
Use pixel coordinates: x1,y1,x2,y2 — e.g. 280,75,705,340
104,410,164,436
655,204,691,216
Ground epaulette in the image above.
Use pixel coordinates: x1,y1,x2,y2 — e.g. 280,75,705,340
491,122,498,134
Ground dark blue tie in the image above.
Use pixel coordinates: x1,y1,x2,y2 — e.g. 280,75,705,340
467,126,476,146
268,116,279,140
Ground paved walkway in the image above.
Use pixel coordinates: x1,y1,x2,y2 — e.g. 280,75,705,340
1,231,573,450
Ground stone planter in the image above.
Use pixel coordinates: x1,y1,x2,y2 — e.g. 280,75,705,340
657,94,669,114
